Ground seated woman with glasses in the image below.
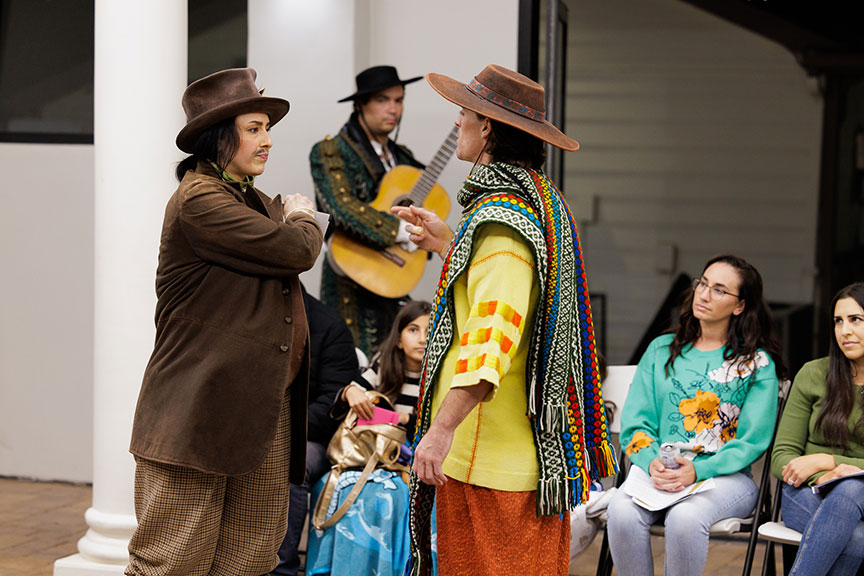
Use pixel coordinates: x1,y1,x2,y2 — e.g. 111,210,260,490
606,254,786,576
771,282,864,576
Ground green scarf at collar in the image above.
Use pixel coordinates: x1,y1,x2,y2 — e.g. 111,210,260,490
208,160,254,192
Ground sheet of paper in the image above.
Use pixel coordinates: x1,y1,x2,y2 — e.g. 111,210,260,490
622,465,715,511
313,210,330,236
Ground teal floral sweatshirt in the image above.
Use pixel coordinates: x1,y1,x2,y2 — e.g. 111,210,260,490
621,334,779,481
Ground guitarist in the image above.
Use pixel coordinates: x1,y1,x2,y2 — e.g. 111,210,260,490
311,65,425,357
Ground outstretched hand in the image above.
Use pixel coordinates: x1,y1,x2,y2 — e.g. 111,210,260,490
391,205,453,258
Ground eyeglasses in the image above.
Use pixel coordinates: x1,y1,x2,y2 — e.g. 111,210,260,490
691,278,739,300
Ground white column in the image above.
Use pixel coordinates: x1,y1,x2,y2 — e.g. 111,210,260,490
54,1,187,574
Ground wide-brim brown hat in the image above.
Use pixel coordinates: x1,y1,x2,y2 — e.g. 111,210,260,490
176,68,290,153
337,65,422,103
426,64,579,151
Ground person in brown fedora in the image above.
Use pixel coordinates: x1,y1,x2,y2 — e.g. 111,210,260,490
126,68,324,576
392,65,617,576
309,65,425,358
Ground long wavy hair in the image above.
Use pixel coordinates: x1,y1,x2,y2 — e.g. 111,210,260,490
175,117,240,181
665,254,787,383
375,301,432,401
814,282,864,449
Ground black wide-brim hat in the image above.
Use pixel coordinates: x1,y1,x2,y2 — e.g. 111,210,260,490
176,68,290,153
337,65,422,103
426,64,579,151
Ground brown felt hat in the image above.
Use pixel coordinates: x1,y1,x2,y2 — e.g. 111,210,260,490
176,68,290,153
426,64,579,151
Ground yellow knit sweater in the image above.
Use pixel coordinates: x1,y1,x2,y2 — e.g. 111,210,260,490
431,223,540,491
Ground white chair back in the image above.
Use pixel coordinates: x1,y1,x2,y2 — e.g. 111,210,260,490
601,365,638,435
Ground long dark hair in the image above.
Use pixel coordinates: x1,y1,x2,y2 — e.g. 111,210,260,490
375,301,431,400
175,117,240,181
665,254,787,382
814,282,864,449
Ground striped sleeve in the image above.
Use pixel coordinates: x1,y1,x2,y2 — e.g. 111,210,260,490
451,223,535,398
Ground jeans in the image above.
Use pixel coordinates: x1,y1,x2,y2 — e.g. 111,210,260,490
272,441,330,576
606,471,758,576
782,479,864,576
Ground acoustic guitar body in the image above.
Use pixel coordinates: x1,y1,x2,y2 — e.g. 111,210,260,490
329,165,451,299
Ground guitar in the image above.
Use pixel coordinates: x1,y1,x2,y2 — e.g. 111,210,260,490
329,126,457,299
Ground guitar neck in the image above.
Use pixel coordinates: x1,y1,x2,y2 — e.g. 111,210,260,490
408,125,458,204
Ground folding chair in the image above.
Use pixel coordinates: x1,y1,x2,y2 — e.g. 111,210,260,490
593,368,785,576
758,478,864,576
757,500,801,576
757,384,864,576
591,365,635,576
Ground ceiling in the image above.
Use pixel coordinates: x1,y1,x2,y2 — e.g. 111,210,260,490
680,0,864,75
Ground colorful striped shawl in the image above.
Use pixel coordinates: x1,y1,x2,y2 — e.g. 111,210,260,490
407,163,617,575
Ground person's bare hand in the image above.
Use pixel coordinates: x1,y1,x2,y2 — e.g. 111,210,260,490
413,424,453,486
648,457,696,492
815,463,862,485
283,194,314,219
782,453,835,488
344,386,375,420
391,205,453,257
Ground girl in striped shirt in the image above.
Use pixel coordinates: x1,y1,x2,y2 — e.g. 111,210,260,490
307,300,432,576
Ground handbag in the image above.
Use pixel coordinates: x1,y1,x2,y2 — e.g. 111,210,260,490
311,389,409,530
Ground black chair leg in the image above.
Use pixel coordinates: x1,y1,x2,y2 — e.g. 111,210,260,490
781,544,796,575
760,540,775,576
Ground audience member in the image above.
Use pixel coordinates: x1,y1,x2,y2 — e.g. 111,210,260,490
306,301,432,576
606,254,786,576
771,281,864,576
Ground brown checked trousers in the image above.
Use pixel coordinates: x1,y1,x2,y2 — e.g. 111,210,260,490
126,390,292,576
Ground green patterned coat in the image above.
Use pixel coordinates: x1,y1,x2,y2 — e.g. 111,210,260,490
310,113,423,356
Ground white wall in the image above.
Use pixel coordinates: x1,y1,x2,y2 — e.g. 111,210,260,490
250,0,520,302
0,143,94,482
563,0,823,363
362,0,520,303
247,0,359,299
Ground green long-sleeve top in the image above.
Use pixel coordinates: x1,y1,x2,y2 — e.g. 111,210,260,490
771,357,864,485
621,334,779,481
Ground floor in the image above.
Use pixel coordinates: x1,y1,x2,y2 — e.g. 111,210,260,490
0,477,90,576
0,477,784,576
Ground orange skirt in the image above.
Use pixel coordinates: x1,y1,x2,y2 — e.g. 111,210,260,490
436,477,569,576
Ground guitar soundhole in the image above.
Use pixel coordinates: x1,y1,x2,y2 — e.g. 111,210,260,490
394,196,414,208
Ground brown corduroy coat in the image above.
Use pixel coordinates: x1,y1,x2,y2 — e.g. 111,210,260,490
129,162,323,483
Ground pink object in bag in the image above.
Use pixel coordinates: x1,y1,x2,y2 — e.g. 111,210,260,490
357,406,401,427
